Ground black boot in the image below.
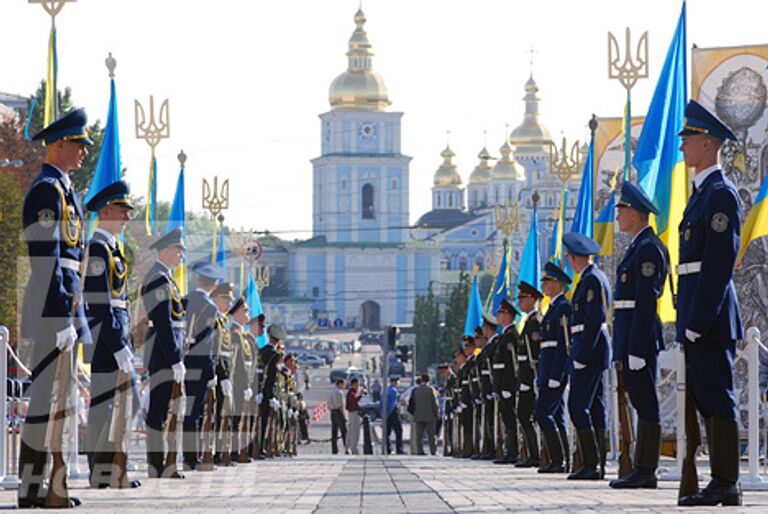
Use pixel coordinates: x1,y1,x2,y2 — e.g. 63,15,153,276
568,429,600,480
182,429,198,471
538,430,565,473
679,417,741,506
146,430,164,479
556,425,570,472
610,420,660,489
595,428,607,479
516,421,540,468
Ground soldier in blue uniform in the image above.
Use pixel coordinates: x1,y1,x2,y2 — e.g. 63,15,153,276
515,281,542,468
535,262,572,473
141,227,187,479
83,181,141,489
676,100,743,507
18,109,94,508
493,299,520,464
211,282,236,465
562,233,612,480
257,324,286,459
181,263,225,471
609,182,668,490
478,314,498,460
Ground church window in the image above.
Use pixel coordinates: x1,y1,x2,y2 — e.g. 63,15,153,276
312,287,319,298
362,183,375,219
341,179,347,190
448,194,453,208
458,256,468,271
392,178,397,190
436,194,441,208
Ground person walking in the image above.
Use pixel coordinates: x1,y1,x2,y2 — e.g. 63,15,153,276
346,377,365,454
381,377,404,454
371,379,382,403
328,378,348,454
412,373,440,455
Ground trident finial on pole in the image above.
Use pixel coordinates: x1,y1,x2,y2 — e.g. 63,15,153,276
607,27,649,91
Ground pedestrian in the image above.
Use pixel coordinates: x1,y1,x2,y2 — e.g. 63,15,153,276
371,379,382,403
371,356,377,374
381,377,404,454
298,393,310,443
328,378,348,454
676,101,743,507
412,373,439,455
303,368,310,391
609,181,669,490
346,378,365,454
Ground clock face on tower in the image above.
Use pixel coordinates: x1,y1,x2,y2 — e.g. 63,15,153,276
358,122,377,140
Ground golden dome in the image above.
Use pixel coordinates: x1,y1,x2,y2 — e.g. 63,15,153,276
433,145,462,187
329,9,391,112
468,146,493,185
491,139,526,181
509,75,552,153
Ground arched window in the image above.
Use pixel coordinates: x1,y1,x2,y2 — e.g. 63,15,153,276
362,183,375,219
448,194,453,208
436,194,441,208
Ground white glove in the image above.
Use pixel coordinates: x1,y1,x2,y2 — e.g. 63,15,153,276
221,379,233,398
519,383,531,392
113,346,134,373
501,390,512,399
244,388,253,401
456,406,463,413
628,354,646,371
55,324,78,352
474,398,482,405
172,362,186,384
460,402,467,409
573,361,587,370
548,379,560,389
685,329,701,343
486,393,495,400
206,378,216,388
271,398,281,409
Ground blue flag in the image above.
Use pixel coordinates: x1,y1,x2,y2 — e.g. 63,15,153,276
85,79,121,204
246,270,267,348
464,274,483,337
571,138,594,238
518,206,541,299
167,168,187,294
215,227,226,272
491,246,509,315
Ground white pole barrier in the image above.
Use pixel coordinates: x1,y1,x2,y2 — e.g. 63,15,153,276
661,343,684,480
0,326,8,484
742,327,768,490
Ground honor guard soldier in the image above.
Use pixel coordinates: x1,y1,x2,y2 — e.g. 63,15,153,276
515,281,543,468
493,299,521,465
228,297,254,462
457,338,475,457
141,227,187,479
18,109,94,508
211,283,235,466
438,363,456,456
535,262,572,473
246,314,266,458
676,101,743,507
474,325,496,460
257,324,285,458
609,182,669,489
181,263,225,471
562,233,612,480
83,181,140,489
450,349,466,458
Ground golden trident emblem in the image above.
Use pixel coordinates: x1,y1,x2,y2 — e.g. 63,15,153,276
549,137,582,185
608,28,649,92
202,176,230,221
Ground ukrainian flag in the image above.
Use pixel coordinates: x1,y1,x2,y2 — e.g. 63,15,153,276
464,273,483,337
246,270,268,349
633,2,687,322
44,21,58,127
736,174,768,266
571,138,595,238
549,189,568,267
166,167,187,295
518,205,541,295
594,193,616,257
215,226,226,272
490,244,509,315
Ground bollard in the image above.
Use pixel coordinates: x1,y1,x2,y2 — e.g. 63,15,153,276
742,327,768,490
362,414,373,455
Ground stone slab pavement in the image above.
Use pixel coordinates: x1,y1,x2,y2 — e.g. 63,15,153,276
3,454,768,513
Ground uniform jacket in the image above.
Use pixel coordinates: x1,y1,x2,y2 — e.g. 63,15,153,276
492,327,517,393
613,226,667,360
259,343,280,402
517,311,541,388
21,163,92,347
477,342,495,397
570,264,612,370
85,229,130,374
230,322,251,412
141,261,185,373
214,313,233,382
184,289,217,383
677,169,742,343
537,293,572,387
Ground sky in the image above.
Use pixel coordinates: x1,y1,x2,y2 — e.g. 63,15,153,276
1,0,765,240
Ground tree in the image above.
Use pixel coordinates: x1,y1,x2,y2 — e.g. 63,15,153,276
442,271,471,363
413,283,439,372
0,172,26,349
478,271,494,309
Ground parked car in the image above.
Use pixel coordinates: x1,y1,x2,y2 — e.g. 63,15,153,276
358,331,382,345
297,353,324,369
346,368,368,389
314,342,337,365
329,367,347,384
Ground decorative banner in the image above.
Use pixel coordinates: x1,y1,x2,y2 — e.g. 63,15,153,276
594,116,645,210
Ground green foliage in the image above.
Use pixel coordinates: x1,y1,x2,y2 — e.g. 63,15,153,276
0,173,26,347
413,283,440,373
442,271,471,359
478,272,494,309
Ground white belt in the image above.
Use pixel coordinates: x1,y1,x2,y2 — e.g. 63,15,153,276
220,351,232,358
60,258,81,273
471,378,479,383
541,340,557,349
110,299,128,309
677,261,701,275
481,370,490,376
171,320,185,329
492,363,505,370
571,322,607,334
614,300,635,310
518,355,528,362
461,380,469,385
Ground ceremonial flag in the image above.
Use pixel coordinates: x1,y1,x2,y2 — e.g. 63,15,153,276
623,94,632,181
215,226,226,271
594,192,616,257
44,22,58,127
145,155,158,235
167,167,187,295
549,189,568,266
246,270,268,348
736,175,768,266
633,2,687,322
571,138,595,238
518,206,541,297
464,273,483,337
491,244,509,315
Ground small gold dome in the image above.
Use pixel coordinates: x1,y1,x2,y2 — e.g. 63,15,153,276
329,8,391,111
433,145,462,187
468,146,493,185
491,139,526,181
509,75,552,153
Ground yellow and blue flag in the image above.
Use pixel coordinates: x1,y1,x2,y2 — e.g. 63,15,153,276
518,205,541,296
166,167,187,295
571,138,595,238
549,189,568,267
215,226,226,271
594,193,616,257
464,273,483,337
633,2,687,322
491,244,509,315
736,175,768,266
246,270,268,348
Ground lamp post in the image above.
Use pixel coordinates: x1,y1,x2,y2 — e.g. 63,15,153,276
135,95,170,235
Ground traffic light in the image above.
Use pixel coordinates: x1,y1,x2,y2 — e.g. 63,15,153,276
396,344,409,363
387,325,399,350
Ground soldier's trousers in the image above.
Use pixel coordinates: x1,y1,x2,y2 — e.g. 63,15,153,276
623,351,660,422
500,394,519,459
567,366,604,429
535,383,566,432
87,370,121,486
460,405,473,455
517,387,539,459
482,398,495,454
258,400,272,455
